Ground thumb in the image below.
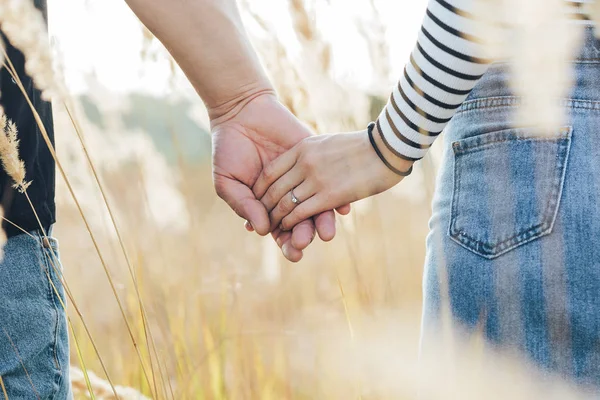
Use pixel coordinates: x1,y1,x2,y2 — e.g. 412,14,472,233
214,175,271,236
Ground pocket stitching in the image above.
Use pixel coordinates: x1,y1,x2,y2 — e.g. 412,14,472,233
448,127,572,259
452,127,571,155
453,137,568,156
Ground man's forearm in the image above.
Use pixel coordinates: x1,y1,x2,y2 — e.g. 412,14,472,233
125,0,274,120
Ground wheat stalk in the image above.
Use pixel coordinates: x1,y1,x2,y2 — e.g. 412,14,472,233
0,375,7,399
63,102,168,398
0,1,160,389
0,114,31,193
0,0,63,100
0,207,7,262
2,55,157,398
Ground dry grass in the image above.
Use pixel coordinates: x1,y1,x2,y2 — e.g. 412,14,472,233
0,114,31,193
0,0,63,100
56,144,430,398
0,0,598,398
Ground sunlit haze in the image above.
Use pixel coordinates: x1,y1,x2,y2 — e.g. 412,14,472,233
48,0,428,95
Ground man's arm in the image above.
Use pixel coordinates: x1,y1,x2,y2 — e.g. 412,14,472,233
124,0,271,121
125,0,350,261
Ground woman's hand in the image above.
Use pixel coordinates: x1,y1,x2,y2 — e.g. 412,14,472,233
253,126,413,232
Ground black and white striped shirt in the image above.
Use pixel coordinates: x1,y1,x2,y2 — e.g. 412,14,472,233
376,0,593,162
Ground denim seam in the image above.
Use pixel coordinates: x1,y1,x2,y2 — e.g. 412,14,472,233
453,136,570,155
547,130,573,248
448,128,572,259
450,224,552,258
492,59,600,65
36,231,63,398
456,96,600,115
450,146,462,253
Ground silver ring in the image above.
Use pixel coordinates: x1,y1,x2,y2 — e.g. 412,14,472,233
290,189,301,205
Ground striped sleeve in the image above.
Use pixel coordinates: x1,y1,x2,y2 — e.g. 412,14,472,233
376,0,491,161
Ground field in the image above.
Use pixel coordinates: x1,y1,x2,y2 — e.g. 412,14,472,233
1,0,598,398
47,2,439,397
53,81,434,398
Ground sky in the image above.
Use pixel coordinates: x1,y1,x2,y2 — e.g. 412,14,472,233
47,0,428,96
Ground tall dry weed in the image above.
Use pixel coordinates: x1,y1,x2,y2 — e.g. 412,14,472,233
0,207,6,261
0,0,62,100
0,114,30,193
0,2,163,397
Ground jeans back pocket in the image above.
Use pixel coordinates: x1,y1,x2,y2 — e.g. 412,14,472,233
449,127,572,259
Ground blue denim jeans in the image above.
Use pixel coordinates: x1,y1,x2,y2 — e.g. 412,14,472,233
0,229,71,399
422,27,600,387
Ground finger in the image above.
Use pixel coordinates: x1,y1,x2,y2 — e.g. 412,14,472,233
290,218,317,251
314,210,336,242
260,166,305,212
282,241,303,262
281,194,330,232
272,227,291,248
272,228,304,262
270,181,315,232
214,175,270,235
245,220,254,232
336,204,352,216
253,147,299,200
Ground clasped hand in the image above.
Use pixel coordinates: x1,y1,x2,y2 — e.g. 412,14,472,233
253,129,405,234
211,93,410,262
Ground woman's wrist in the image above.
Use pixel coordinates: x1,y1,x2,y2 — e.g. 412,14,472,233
370,122,415,176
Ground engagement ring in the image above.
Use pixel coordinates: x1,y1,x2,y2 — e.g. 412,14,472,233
290,189,301,205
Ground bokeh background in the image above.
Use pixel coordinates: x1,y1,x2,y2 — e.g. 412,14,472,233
40,0,592,398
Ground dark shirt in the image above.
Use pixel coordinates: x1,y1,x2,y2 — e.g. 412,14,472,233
1,0,55,237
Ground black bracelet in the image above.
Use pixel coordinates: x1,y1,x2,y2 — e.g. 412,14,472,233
367,122,413,177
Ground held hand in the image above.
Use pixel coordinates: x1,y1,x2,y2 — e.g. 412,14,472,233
253,126,413,232
211,93,350,261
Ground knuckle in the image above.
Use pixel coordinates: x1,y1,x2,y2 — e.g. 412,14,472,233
262,164,275,182
298,139,311,152
313,173,326,188
282,210,302,231
264,185,281,207
300,154,316,171
276,197,291,214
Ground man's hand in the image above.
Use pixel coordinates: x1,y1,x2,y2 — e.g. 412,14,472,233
211,92,350,262
125,0,350,261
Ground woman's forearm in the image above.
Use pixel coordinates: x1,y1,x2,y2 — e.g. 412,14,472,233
125,0,274,120
374,0,491,164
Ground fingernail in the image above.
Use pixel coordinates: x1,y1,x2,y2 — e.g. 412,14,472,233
276,237,283,247
245,220,255,232
282,243,291,259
